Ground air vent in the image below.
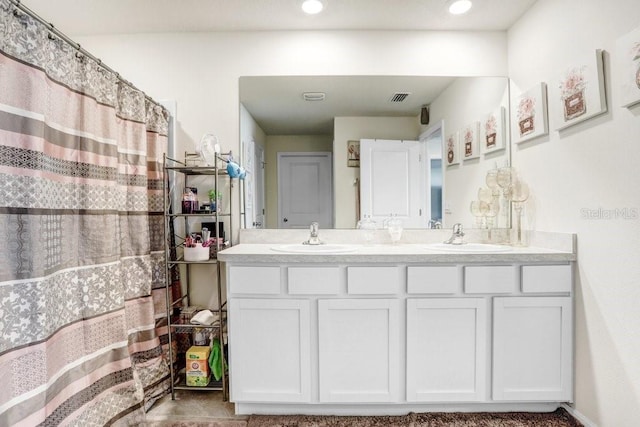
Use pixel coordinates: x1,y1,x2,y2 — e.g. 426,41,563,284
303,92,326,101
389,92,411,102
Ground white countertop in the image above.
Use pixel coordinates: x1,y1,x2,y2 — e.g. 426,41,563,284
217,229,576,263
217,242,575,263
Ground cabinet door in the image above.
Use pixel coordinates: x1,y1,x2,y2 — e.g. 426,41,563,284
406,298,487,402
318,299,400,402
229,299,311,402
493,297,572,401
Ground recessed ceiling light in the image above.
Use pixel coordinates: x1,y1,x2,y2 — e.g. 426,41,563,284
302,0,324,15
449,0,472,15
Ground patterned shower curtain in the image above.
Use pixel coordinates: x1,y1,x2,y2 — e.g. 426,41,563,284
0,0,173,425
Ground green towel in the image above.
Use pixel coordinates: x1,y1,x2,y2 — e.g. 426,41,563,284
209,338,226,381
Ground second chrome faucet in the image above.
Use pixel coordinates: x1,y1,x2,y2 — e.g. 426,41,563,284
444,223,465,245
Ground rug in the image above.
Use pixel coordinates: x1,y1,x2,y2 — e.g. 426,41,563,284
143,419,247,427
247,408,584,427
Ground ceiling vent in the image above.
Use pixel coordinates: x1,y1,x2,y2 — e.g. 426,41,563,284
389,92,411,102
303,92,326,101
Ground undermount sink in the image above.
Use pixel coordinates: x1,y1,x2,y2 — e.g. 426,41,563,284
425,243,512,253
270,243,359,254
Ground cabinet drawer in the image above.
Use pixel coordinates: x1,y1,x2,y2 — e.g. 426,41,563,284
288,267,340,295
464,266,516,294
407,266,460,294
522,264,572,293
229,266,281,294
347,266,399,294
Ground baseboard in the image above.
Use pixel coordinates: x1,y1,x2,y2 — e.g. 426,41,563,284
561,404,598,427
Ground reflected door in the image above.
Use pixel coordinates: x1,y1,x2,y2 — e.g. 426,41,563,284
252,143,265,228
243,140,265,229
277,152,333,229
360,139,426,228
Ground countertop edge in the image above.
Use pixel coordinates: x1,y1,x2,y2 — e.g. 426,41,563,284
217,245,576,263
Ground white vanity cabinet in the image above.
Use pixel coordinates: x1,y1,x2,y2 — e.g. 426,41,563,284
222,254,574,415
492,296,572,401
492,264,573,402
406,298,487,402
315,267,401,402
228,298,311,402
227,265,312,403
318,298,400,403
405,265,488,402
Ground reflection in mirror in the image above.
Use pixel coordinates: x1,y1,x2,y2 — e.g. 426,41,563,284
240,76,510,230
421,125,443,227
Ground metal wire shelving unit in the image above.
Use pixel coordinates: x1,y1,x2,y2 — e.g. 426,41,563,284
162,153,232,400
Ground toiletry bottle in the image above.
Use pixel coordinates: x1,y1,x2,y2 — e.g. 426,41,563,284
182,188,196,214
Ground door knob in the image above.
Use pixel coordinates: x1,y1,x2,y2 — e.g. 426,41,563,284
283,218,288,222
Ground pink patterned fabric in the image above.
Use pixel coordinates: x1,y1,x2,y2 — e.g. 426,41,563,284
0,0,172,424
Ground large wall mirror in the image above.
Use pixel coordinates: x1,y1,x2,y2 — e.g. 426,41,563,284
239,75,511,230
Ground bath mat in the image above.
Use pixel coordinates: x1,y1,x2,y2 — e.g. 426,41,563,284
143,418,247,427
247,408,583,427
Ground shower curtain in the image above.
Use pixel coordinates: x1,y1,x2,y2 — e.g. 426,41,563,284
0,1,173,425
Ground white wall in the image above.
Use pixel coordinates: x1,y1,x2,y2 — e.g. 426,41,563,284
333,116,421,228
240,104,266,153
508,1,640,425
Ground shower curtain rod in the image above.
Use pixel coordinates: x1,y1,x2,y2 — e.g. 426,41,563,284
8,0,165,110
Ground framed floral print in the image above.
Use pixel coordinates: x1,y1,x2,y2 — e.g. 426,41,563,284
347,140,360,167
445,131,459,166
551,49,607,130
481,106,506,154
511,83,549,144
461,122,480,160
617,27,640,108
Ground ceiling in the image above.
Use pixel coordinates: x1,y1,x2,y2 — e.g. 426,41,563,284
20,0,535,135
21,0,536,35
241,76,456,134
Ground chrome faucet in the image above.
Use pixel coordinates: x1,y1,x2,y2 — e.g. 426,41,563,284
428,219,442,229
444,223,465,245
303,222,323,245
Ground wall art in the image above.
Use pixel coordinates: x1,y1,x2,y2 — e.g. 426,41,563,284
347,140,360,167
616,27,640,108
511,82,549,144
445,131,459,166
551,49,607,130
481,106,506,154
461,121,480,160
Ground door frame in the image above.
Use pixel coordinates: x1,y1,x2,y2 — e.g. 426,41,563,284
419,120,444,225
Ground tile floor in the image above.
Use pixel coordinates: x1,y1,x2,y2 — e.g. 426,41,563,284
146,390,248,423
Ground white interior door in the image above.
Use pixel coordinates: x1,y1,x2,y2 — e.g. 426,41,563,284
277,152,333,229
360,139,426,228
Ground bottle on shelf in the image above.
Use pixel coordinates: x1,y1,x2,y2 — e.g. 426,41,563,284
182,187,198,213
